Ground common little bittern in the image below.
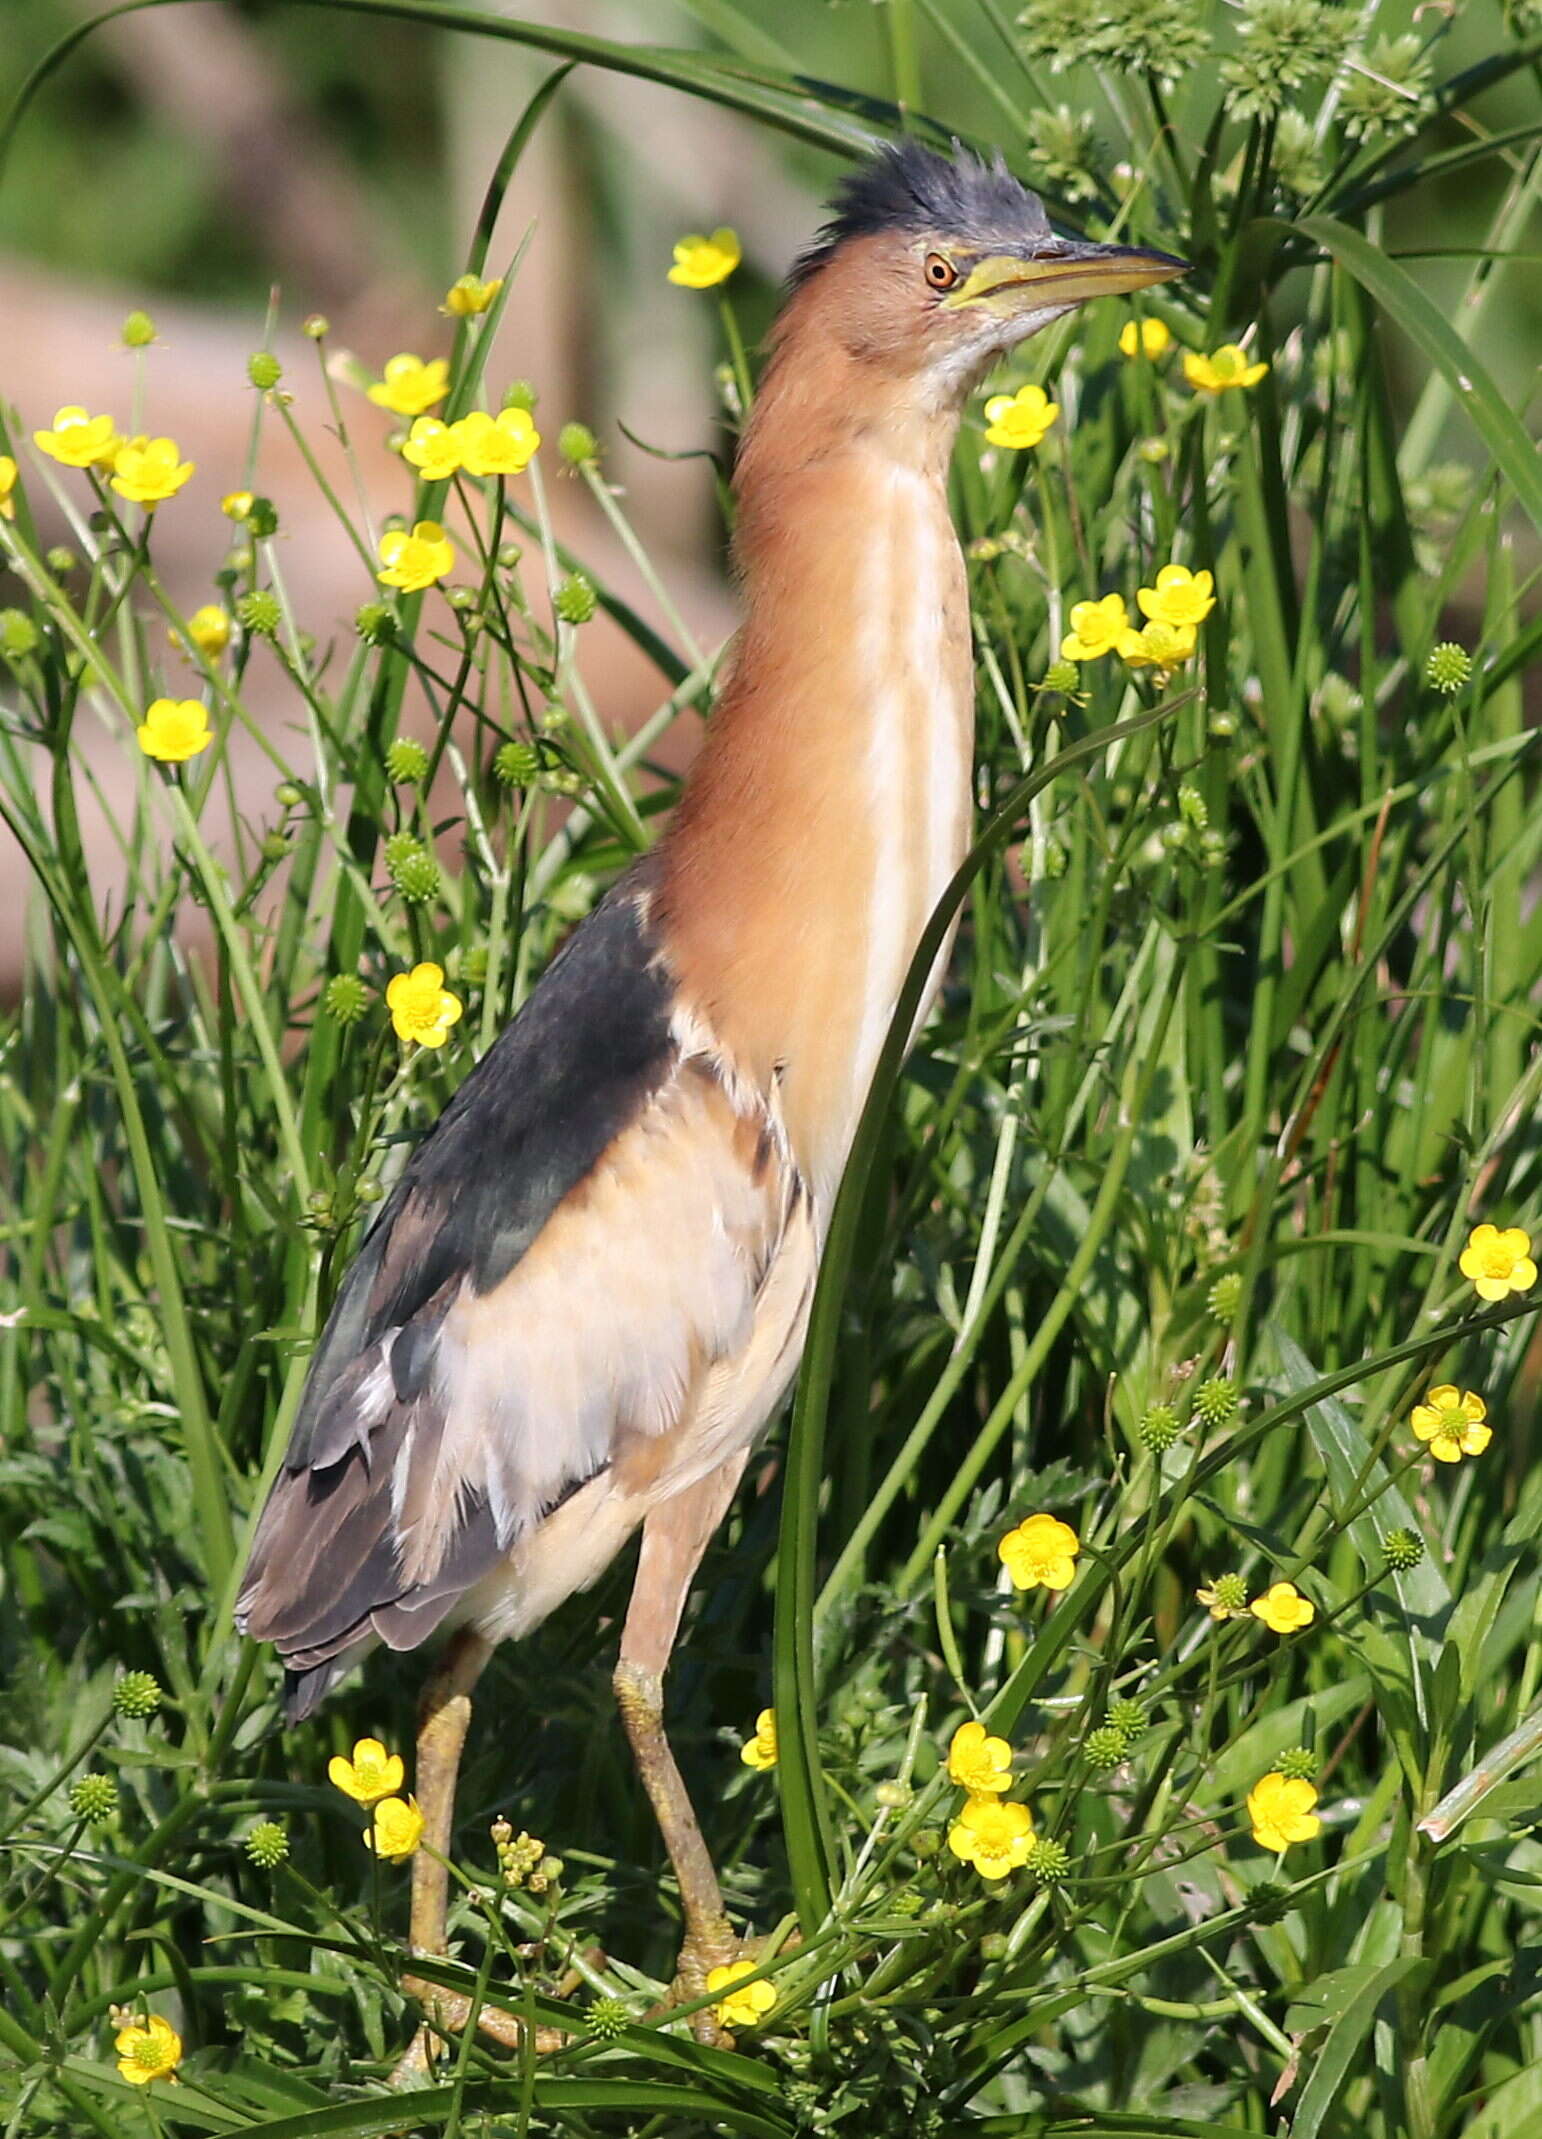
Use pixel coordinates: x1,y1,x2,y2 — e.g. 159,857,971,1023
238,139,1185,2062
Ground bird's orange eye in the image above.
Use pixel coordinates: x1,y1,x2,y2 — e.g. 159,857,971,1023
924,252,959,292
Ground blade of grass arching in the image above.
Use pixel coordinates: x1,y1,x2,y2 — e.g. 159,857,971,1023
1289,213,1542,538
773,699,1181,1933
0,0,880,178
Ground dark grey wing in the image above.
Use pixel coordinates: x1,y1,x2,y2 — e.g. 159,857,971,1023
236,866,679,1716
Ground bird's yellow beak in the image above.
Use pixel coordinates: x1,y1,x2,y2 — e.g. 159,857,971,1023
942,238,1189,312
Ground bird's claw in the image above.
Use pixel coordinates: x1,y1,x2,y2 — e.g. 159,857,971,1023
389,1974,568,2086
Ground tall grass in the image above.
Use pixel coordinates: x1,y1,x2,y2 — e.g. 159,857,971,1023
2,2,1540,2133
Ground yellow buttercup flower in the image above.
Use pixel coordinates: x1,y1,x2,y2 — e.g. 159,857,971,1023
997,1512,1081,1592
1184,344,1268,394
0,453,17,519
1060,593,1130,663
442,273,503,318
947,1795,1035,1881
706,1959,775,2029
386,962,463,1048
1249,1581,1315,1635
1138,564,1215,629
1459,1223,1536,1303
111,436,195,505
1411,1385,1491,1464
401,416,462,482
114,2013,183,2086
221,489,255,521
1247,1771,1321,1853
327,1735,405,1805
740,1707,777,1771
367,353,451,418
457,407,541,478
1118,619,1196,671
181,604,231,660
34,405,122,469
377,519,455,594
946,1718,1013,1797
365,1794,425,1860
668,227,741,289
983,383,1060,450
1119,317,1171,360
137,697,212,763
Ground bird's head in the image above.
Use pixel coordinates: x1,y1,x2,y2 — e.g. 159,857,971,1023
789,140,1187,407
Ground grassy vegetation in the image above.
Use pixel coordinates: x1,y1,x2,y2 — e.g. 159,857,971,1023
2,1,1541,2133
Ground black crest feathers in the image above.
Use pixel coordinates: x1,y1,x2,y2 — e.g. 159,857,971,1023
791,138,1050,287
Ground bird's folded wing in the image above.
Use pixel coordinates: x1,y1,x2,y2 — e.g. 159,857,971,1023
236,871,798,1708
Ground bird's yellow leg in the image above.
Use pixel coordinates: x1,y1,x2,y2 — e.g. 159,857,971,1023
615,1456,751,2042
392,1630,565,2084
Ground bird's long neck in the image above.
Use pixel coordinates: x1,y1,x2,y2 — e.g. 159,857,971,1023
656,320,975,1205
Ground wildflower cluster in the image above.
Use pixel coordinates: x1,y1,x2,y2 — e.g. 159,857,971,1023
1060,564,1214,676
490,1815,561,1891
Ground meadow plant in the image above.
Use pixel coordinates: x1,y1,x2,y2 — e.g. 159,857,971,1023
1,1,1540,2134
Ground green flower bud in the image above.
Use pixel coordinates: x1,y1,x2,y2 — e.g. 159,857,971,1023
121,310,157,349
493,739,541,787
68,1773,118,1822
502,379,537,413
323,974,370,1025
355,602,395,646
245,1820,289,1867
237,590,281,637
559,421,598,465
1138,1401,1182,1454
1199,828,1228,870
554,574,597,626
1207,1272,1243,1322
303,315,330,340
1107,1698,1147,1744
461,945,489,986
247,351,283,390
1425,642,1472,695
910,1827,943,1860
978,1931,1009,1961
1160,820,1189,854
1083,1724,1127,1772
113,1672,162,1720
46,547,79,575
874,1780,911,1810
1026,1836,1071,1885
587,1996,629,2041
496,542,523,570
385,737,430,785
385,833,441,905
356,1177,384,1205
1383,1527,1425,1573
1208,709,1238,742
261,830,292,862
1177,783,1208,831
0,609,41,660
275,782,305,808
1193,1375,1240,1427
244,497,280,539
306,1189,333,1220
